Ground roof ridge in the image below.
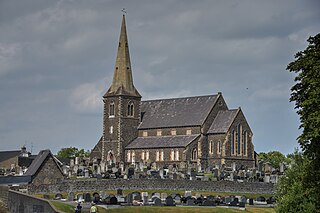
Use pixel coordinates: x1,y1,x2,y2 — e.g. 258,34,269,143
142,94,218,102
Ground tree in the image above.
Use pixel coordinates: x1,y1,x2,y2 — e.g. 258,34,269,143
287,33,320,159
56,147,90,159
276,151,317,213
276,33,320,212
258,151,290,169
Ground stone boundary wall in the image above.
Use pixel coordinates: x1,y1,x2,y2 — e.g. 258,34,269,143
29,179,275,195
8,190,63,213
0,186,9,210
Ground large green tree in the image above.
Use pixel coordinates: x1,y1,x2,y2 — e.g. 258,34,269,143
276,33,320,212
258,151,290,169
56,147,90,159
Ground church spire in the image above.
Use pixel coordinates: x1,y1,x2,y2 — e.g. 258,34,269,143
105,15,141,97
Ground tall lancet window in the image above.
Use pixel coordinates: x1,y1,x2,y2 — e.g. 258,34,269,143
243,131,247,156
128,102,134,117
237,124,241,155
109,101,115,117
231,130,235,155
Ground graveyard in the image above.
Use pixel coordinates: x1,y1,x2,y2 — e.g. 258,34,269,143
37,188,276,213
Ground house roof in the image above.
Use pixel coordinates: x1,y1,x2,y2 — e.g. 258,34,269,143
126,135,200,149
0,150,21,162
0,175,32,185
208,109,239,134
24,149,63,176
139,95,218,129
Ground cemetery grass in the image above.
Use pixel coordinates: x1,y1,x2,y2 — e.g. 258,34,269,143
105,206,275,213
50,200,75,213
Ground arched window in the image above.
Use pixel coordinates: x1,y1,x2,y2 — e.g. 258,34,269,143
131,151,135,164
127,151,131,162
109,101,115,117
209,141,213,154
217,140,221,154
141,151,145,160
231,130,235,155
237,124,241,155
146,151,149,160
243,131,247,156
156,151,160,161
170,149,175,161
192,148,197,160
160,150,164,161
127,102,134,117
175,150,179,160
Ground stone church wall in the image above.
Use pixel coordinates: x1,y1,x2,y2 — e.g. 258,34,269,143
28,179,275,195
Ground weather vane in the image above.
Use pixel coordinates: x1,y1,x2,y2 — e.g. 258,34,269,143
121,8,127,14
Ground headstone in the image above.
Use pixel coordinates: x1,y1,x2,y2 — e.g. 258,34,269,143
159,169,164,178
267,196,276,204
110,196,118,205
174,196,181,204
249,198,254,205
229,200,238,206
76,194,83,202
153,193,160,198
54,193,63,200
202,199,215,206
127,193,133,204
84,193,92,202
225,197,232,204
161,193,167,200
206,195,215,201
67,192,74,201
196,197,203,205
184,191,192,197
165,196,175,206
195,193,201,199
239,202,246,207
153,197,162,206
92,193,100,203
240,197,247,203
84,169,89,178
256,196,266,202
234,197,239,203
100,191,107,200
132,192,142,201
186,198,195,206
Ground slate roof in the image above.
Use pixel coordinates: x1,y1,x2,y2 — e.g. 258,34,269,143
24,150,63,176
0,150,21,162
208,109,239,134
139,95,218,129
126,135,200,149
0,175,31,185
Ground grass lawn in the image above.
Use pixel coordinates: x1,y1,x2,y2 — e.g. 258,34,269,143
50,200,75,213
104,206,276,213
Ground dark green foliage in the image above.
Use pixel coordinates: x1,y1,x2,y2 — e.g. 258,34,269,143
276,151,317,213
277,33,320,212
258,151,290,169
56,147,90,159
287,33,320,159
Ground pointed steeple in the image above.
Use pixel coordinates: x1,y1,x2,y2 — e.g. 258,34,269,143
105,15,141,97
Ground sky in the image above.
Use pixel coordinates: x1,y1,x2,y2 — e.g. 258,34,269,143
0,0,319,155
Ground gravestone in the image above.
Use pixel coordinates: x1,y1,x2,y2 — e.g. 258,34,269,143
100,191,107,200
249,198,254,205
229,200,238,206
239,202,246,207
55,193,63,200
240,197,247,203
257,196,266,202
202,199,215,206
153,193,160,198
76,194,83,202
153,197,162,206
161,193,167,200
132,192,142,201
186,198,195,206
92,193,100,203
127,193,133,204
196,197,203,205
67,192,74,201
225,197,232,204
174,196,181,204
195,193,201,199
184,191,192,197
234,197,239,204
110,196,118,205
84,193,92,202
206,195,215,201
165,196,175,206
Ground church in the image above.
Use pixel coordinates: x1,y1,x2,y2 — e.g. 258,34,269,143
90,15,255,171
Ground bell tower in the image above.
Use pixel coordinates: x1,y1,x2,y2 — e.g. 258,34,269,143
99,15,141,164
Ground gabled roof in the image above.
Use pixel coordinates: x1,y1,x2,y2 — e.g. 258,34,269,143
208,109,239,134
0,150,20,162
139,95,218,129
24,150,63,177
126,135,200,149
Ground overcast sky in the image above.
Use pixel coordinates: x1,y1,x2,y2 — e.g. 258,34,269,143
0,0,319,155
